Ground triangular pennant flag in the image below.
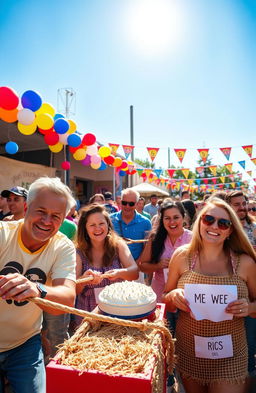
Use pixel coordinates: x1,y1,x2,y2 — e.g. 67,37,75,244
220,176,226,183
242,145,253,158
208,165,217,176
187,179,194,186
147,147,159,161
122,144,134,159
136,169,143,176
144,168,152,177
247,170,252,177
251,158,256,166
195,179,201,185
154,169,163,178
212,178,217,184
108,143,119,156
224,163,233,173
181,168,190,179
230,182,236,188
174,148,187,163
203,179,208,185
238,160,246,170
196,166,205,175
220,147,231,161
167,169,176,178
197,148,209,163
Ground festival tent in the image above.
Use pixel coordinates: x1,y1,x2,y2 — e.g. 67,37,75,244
130,182,169,197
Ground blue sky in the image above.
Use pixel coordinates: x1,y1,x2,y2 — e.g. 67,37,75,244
0,0,255,180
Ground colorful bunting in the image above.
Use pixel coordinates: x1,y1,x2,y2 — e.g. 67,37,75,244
147,147,159,161
181,168,190,179
154,169,163,178
251,158,256,166
197,148,209,163
247,170,252,177
224,163,233,173
167,169,176,178
122,144,134,159
108,143,119,156
238,160,246,170
219,147,232,161
174,148,186,163
242,145,253,158
220,176,226,183
208,165,217,176
196,166,205,175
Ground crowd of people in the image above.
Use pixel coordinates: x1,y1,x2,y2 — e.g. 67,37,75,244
0,179,255,393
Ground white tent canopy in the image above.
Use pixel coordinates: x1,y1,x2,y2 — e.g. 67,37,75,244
130,182,169,197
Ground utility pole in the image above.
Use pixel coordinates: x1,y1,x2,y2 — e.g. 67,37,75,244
57,88,76,186
130,105,134,187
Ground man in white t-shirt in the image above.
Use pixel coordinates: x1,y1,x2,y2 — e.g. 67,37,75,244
0,177,77,393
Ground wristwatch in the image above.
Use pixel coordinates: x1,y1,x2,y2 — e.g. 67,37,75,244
36,282,47,298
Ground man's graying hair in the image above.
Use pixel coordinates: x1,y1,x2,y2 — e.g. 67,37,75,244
27,177,76,216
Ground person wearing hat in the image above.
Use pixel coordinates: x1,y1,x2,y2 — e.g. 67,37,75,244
103,191,118,214
1,186,28,222
0,194,11,221
144,194,159,219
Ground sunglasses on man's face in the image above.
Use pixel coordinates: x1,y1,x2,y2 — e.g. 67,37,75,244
201,214,232,230
248,207,256,212
121,201,135,207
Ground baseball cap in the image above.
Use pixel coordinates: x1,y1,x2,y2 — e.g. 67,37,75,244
103,191,113,201
1,186,28,200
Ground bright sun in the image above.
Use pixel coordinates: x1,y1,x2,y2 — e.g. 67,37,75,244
124,0,184,58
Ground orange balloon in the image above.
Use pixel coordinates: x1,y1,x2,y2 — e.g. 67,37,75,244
0,108,18,123
113,157,122,167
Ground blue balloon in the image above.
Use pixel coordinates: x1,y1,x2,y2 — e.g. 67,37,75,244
5,141,18,154
67,133,81,147
54,113,65,121
54,118,70,134
98,161,107,171
119,170,126,176
21,90,42,112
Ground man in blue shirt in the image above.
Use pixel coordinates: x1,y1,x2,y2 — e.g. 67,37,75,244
110,188,151,261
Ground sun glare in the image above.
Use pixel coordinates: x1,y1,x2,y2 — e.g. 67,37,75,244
124,0,184,58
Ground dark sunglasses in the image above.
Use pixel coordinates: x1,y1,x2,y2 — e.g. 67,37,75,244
121,201,135,207
248,207,256,212
201,214,232,230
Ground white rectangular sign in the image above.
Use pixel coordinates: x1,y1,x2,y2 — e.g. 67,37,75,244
194,334,233,359
184,284,237,322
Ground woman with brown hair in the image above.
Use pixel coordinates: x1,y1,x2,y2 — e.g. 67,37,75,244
74,204,138,326
163,198,256,393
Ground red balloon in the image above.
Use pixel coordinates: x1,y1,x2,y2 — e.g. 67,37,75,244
120,160,128,169
38,127,53,135
82,133,96,146
61,161,71,170
104,155,115,165
44,132,59,145
69,145,81,154
0,87,19,110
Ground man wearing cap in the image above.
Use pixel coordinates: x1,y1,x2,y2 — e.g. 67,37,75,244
103,191,118,214
1,186,28,221
0,177,76,393
0,194,11,220
144,194,159,219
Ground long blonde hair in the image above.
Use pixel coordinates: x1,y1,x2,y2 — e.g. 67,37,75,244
186,198,256,261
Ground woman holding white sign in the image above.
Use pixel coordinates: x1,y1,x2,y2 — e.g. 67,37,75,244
163,198,256,393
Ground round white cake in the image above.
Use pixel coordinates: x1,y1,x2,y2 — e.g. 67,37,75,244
98,281,157,319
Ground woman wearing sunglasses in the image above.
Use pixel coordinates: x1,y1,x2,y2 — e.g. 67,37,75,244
163,198,256,393
74,204,138,328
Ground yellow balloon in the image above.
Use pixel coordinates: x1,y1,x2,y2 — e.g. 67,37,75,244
49,143,63,153
73,148,87,161
68,119,77,133
35,102,55,117
98,146,111,158
36,113,54,130
18,120,37,135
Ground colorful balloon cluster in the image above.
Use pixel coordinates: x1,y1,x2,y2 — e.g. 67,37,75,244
0,86,137,175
